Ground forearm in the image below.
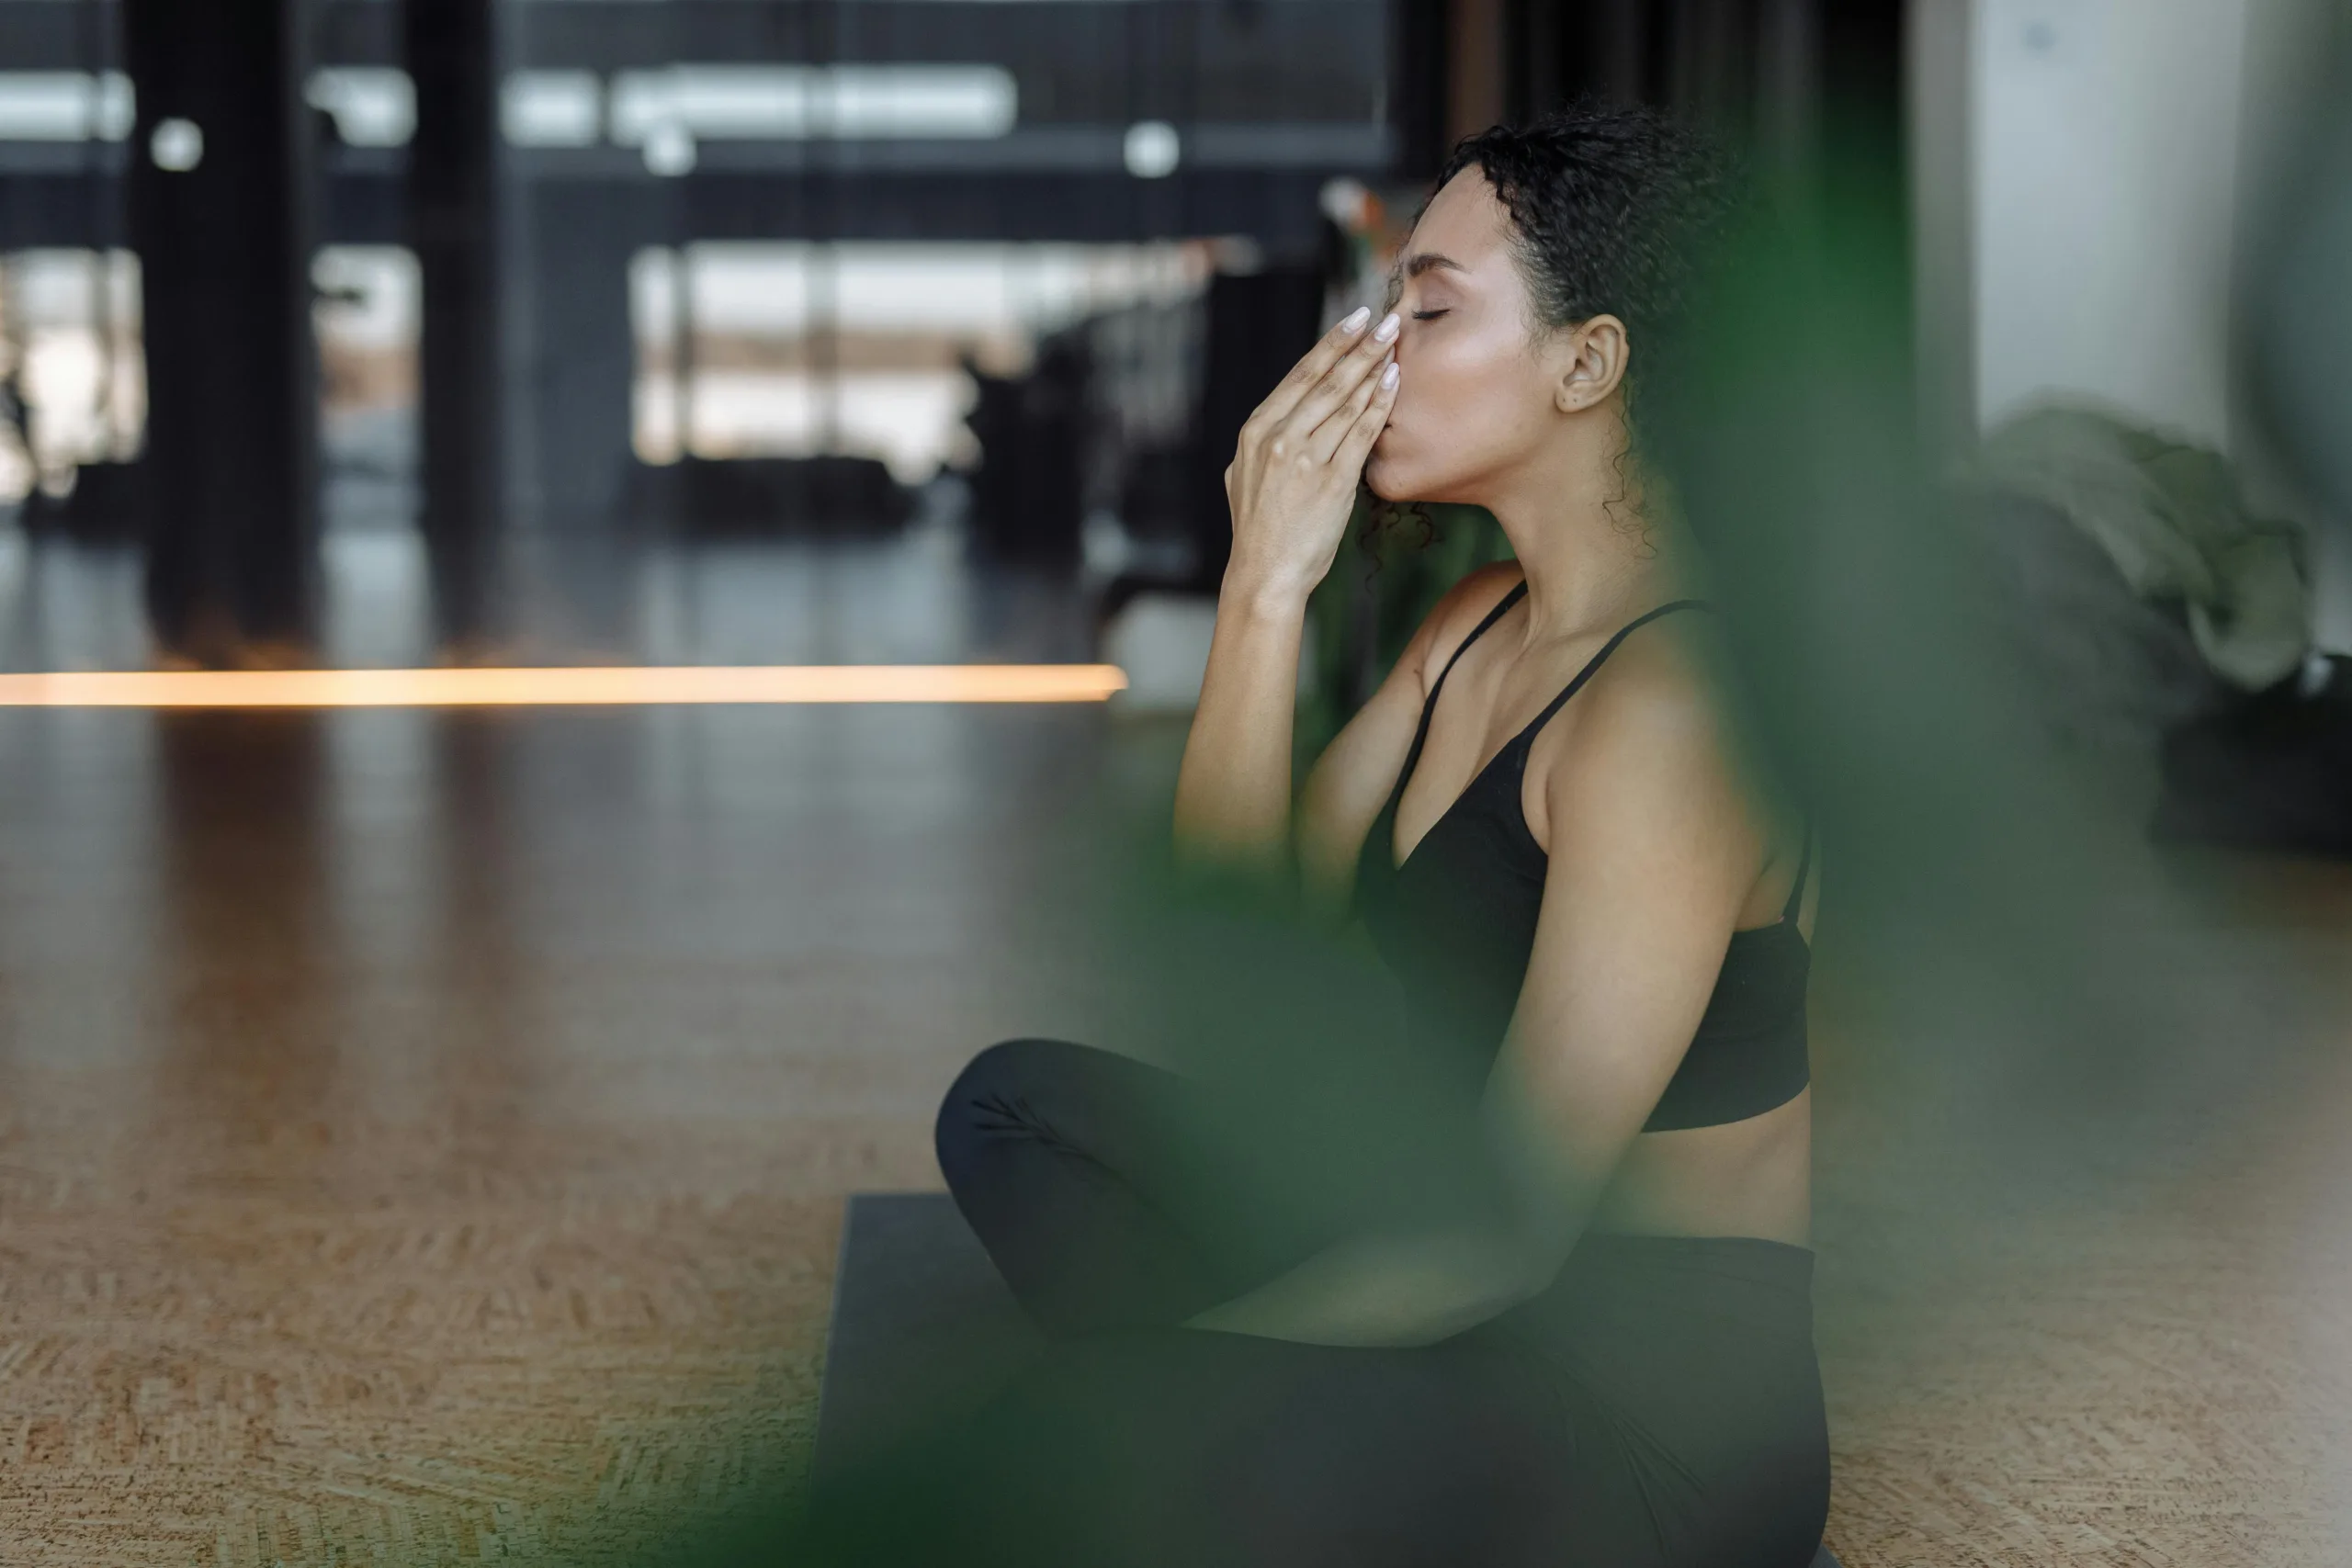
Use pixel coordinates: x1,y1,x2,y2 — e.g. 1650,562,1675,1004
1180,1225,1547,1348
1170,574,1311,873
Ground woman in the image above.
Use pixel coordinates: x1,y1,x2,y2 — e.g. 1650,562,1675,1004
928,104,1827,1568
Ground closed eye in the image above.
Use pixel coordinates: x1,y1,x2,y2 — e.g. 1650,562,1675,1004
1411,309,1449,321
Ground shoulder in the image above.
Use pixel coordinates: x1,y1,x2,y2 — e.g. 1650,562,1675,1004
1534,606,1748,829
1403,562,1527,694
1580,606,1732,739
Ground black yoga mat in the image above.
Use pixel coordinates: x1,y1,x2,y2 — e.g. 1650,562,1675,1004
814,1191,1047,1493
816,1192,1840,1568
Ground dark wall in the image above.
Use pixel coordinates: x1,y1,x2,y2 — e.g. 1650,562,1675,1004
407,0,505,636
1499,0,1903,151
123,0,320,654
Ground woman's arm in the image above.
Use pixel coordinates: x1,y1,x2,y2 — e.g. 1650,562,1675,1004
1171,308,1399,875
1170,583,1315,874
1183,629,1762,1345
1182,1221,1543,1348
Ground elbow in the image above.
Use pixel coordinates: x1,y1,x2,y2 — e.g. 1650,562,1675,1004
1477,1211,1580,1315
1491,1251,1555,1314
1440,1229,1557,1330
1408,1250,1547,1346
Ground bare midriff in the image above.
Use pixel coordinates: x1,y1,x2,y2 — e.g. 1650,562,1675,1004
1587,1089,1812,1246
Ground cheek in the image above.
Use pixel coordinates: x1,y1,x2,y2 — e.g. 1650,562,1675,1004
1374,331,1544,493
1413,323,1543,430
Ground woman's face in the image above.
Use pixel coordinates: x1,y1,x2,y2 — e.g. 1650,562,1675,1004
1363,169,1575,507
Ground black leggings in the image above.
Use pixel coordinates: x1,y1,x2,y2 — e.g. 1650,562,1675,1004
900,1037,1830,1568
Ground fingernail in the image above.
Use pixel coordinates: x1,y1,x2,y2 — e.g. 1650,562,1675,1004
1373,311,1400,343
1381,361,1399,389
1340,306,1371,333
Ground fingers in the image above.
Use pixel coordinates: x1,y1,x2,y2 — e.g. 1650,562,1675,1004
1305,346,1395,464
1331,357,1400,475
1250,307,1394,434
1283,311,1399,441
1248,306,1373,429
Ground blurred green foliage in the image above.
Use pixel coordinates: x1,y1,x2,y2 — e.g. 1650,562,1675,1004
1297,495,1518,757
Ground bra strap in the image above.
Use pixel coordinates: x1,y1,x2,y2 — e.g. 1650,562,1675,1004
1372,579,1530,836
1782,814,1814,923
1514,598,1713,749
1430,579,1529,698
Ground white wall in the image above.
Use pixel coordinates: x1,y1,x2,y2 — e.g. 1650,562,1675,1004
1965,0,2351,647
1971,0,2250,445
1909,0,1977,466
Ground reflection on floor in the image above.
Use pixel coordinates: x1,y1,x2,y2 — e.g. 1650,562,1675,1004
0,507,1097,673
0,549,2346,1566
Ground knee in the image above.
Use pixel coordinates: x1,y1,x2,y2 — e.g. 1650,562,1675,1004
933,1037,1066,1190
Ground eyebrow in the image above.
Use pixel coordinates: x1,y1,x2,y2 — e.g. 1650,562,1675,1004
1398,252,1468,280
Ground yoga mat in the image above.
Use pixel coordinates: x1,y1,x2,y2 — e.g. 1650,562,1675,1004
815,1192,1047,1494
817,1193,1840,1568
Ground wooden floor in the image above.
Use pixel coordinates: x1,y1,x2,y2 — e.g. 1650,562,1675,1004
0,546,2347,1563
1809,852,2352,1568
0,699,1132,1566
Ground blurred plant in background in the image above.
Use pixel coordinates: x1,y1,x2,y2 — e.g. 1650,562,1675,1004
1296,494,1513,758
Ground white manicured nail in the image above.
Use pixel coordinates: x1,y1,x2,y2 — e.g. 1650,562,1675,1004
1340,306,1371,333
1373,311,1400,343
1381,361,1399,389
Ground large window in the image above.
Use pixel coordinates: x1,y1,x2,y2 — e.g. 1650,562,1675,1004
0,249,141,504
630,240,1213,482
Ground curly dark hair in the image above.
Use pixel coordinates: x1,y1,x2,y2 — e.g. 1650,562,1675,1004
1366,100,1742,547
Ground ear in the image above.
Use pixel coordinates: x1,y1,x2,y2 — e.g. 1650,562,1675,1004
1552,314,1629,413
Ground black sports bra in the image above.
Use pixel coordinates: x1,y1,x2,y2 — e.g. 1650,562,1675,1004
1353,580,1812,1132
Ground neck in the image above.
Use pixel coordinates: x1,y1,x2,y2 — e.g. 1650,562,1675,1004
1481,428,1688,644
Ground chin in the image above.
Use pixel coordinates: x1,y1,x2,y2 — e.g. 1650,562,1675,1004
1364,451,1455,508
1363,444,1411,503
1366,423,1472,506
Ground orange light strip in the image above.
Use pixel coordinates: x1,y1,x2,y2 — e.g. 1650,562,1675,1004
0,664,1131,708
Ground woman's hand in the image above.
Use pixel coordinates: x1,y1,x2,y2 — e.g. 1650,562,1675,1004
1171,308,1398,873
1222,306,1402,608
1182,1224,1544,1348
